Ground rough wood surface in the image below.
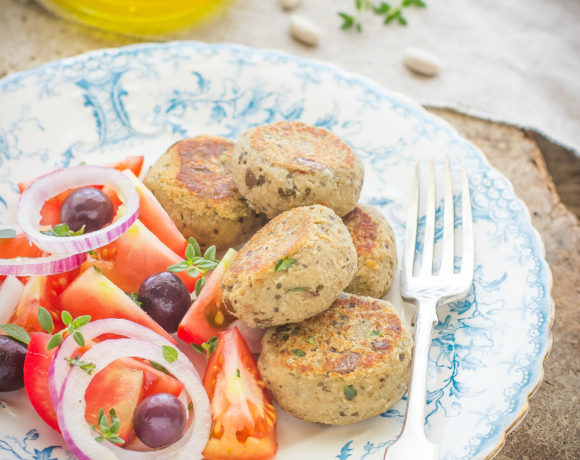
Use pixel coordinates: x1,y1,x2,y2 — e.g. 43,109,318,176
428,108,580,460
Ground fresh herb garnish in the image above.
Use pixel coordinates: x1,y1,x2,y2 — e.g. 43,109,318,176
168,237,219,279
162,345,178,363
191,336,219,361
274,257,297,272
38,306,54,333
195,277,206,296
344,385,357,400
65,356,96,375
92,408,124,445
0,228,16,239
149,360,171,375
292,349,306,357
40,223,85,237
236,368,241,378
287,287,310,293
0,324,30,345
126,292,142,307
338,0,426,32
308,337,316,345
43,308,91,350
367,329,383,337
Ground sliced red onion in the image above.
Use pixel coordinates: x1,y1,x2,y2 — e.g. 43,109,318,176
0,225,86,276
0,251,86,276
17,166,139,254
0,276,24,324
49,318,176,409
57,338,210,460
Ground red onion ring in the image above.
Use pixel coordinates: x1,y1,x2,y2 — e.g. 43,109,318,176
57,338,210,460
17,166,139,254
49,318,175,409
0,276,24,324
0,225,86,276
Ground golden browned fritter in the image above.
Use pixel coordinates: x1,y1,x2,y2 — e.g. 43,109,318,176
220,205,357,327
343,204,397,298
258,292,413,425
231,121,364,218
143,136,267,251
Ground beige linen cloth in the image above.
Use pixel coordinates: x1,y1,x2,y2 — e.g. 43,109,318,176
3,0,579,154
181,0,580,154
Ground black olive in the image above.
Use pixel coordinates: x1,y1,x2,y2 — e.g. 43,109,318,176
60,187,114,233
137,272,192,333
0,336,27,392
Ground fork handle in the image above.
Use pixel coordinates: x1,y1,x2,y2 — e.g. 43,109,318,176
384,298,439,460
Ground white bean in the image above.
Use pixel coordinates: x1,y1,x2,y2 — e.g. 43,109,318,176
289,14,321,46
403,47,442,77
280,0,302,11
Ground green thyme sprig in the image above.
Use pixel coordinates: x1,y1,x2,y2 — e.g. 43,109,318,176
339,0,426,32
0,324,30,345
344,385,357,400
149,360,171,375
162,345,178,363
40,223,85,237
92,408,124,445
168,237,219,295
38,307,91,350
192,336,218,361
274,257,296,272
65,356,96,375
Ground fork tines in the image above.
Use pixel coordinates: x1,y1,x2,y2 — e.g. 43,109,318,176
402,157,474,300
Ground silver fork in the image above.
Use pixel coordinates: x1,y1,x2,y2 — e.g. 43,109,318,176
384,158,474,460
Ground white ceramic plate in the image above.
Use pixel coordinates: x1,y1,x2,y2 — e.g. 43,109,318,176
0,42,552,460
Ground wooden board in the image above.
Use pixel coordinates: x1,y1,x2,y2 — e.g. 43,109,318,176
428,108,580,460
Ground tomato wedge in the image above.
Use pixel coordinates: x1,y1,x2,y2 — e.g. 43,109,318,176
119,357,184,399
60,266,176,344
85,219,197,293
202,327,277,460
85,359,144,444
121,170,187,257
24,332,60,432
9,277,61,334
0,233,43,259
106,155,144,178
178,249,237,345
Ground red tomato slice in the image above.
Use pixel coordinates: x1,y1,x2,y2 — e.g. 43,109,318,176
106,155,144,177
8,268,80,334
122,170,187,257
202,327,278,460
9,276,63,334
85,359,144,444
24,332,60,432
119,357,184,399
178,249,237,345
86,219,197,293
60,266,176,344
0,233,43,259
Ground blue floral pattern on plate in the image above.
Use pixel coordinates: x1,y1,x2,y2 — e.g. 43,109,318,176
0,42,552,460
